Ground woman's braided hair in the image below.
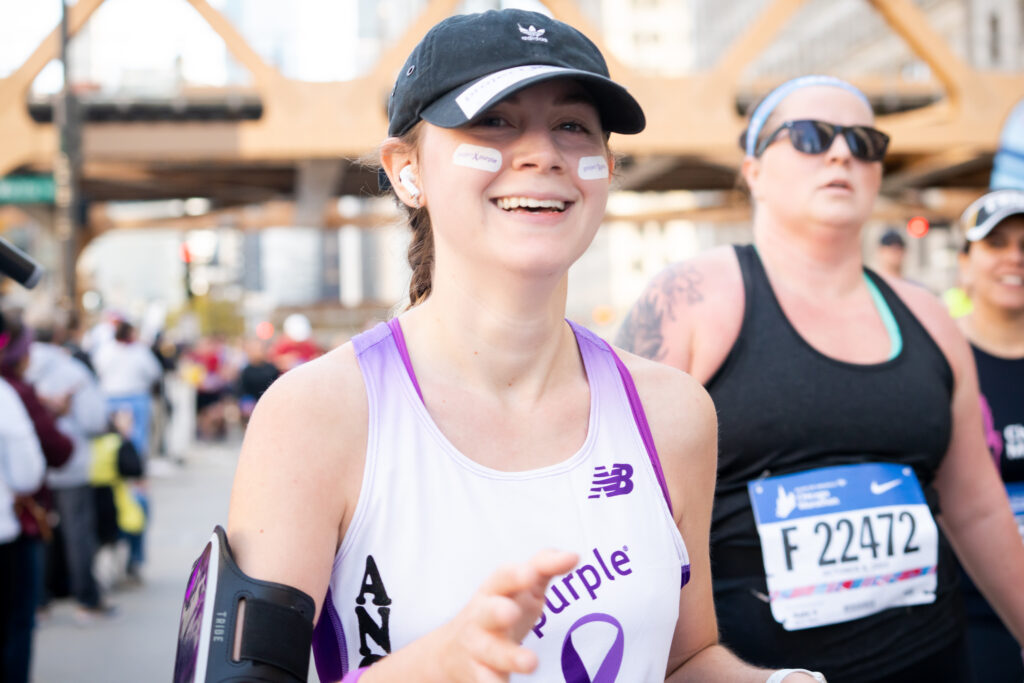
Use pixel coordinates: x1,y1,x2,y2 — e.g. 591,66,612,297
404,205,434,309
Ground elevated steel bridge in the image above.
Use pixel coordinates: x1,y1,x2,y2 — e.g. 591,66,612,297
0,0,1020,238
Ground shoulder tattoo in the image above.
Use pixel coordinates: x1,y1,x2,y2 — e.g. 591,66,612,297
615,264,703,360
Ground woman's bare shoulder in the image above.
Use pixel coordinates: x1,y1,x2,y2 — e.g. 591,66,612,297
663,245,743,304
613,350,714,422
615,245,743,379
611,349,718,518
887,277,970,372
246,341,368,457
225,341,369,599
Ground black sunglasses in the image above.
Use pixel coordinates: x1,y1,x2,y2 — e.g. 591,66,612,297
755,120,890,162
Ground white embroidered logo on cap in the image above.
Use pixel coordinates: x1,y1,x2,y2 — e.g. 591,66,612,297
518,24,548,42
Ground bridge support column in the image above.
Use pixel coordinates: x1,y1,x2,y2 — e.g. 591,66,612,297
294,159,344,302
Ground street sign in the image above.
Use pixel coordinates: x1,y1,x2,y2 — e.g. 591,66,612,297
0,175,55,205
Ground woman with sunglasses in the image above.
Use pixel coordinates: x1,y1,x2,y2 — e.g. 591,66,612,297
616,75,1024,682
955,189,1024,682
222,10,824,683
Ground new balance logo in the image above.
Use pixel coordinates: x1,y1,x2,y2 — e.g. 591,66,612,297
518,24,547,42
589,463,634,498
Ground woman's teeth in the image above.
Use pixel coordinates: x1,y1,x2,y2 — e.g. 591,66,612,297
999,274,1023,286
496,197,566,212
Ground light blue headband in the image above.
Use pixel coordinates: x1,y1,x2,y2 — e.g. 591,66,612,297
745,75,871,157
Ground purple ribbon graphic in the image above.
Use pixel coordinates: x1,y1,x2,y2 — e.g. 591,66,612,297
560,613,624,683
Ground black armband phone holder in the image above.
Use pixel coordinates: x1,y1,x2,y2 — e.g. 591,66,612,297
172,526,316,682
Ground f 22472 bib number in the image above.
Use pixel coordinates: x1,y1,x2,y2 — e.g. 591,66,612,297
796,511,919,570
748,463,939,631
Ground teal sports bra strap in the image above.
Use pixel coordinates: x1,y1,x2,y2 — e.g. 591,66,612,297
864,273,902,360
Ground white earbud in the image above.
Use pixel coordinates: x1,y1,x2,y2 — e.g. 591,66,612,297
398,165,420,198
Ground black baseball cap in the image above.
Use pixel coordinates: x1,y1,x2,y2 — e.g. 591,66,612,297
386,9,645,138
879,229,905,247
960,189,1024,242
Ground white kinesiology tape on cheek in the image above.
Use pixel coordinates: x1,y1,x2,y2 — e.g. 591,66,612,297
578,156,609,180
452,144,502,172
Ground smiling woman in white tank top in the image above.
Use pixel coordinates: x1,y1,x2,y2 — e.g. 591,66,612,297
222,8,823,683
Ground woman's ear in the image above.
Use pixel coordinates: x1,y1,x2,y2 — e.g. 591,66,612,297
741,156,762,202
380,137,421,209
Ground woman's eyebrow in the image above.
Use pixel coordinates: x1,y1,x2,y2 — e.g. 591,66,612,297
555,92,596,107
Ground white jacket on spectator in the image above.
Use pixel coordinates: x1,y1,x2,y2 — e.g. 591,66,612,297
26,342,108,488
92,340,161,397
0,377,45,543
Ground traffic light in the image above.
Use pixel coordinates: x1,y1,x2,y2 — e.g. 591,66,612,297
180,243,194,300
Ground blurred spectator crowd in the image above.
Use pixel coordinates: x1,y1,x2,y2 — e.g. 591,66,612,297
0,302,322,682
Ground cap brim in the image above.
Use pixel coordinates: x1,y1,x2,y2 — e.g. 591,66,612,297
965,207,1024,241
420,66,645,135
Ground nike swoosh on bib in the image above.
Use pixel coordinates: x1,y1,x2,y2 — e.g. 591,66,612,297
870,479,903,495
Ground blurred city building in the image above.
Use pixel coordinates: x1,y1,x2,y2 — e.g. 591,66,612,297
0,0,1021,341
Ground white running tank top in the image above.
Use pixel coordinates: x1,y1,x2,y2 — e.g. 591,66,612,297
312,320,690,682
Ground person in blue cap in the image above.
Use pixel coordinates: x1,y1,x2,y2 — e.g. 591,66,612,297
224,9,823,683
617,75,1024,682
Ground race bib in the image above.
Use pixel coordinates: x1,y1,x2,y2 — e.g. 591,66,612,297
1007,482,1024,543
748,463,938,631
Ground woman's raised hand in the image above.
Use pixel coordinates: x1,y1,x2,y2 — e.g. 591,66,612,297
375,548,578,683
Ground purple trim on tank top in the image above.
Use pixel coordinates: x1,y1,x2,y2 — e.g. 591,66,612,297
681,563,690,588
605,345,674,517
311,586,348,682
387,318,424,403
387,317,673,514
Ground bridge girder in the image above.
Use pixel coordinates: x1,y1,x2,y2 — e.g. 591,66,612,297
0,0,1019,222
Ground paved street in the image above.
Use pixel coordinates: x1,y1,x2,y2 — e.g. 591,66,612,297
32,435,322,682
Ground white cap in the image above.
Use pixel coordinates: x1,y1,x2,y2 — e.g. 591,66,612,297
960,189,1024,242
283,313,312,342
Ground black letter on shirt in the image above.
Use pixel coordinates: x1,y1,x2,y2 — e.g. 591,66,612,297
355,555,392,606
355,555,393,665
356,605,391,665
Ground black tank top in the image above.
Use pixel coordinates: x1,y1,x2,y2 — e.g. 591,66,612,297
705,245,962,681
959,345,1024,678
972,345,1024,482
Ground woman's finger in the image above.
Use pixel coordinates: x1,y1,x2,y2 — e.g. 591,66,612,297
466,627,539,675
525,549,579,596
528,548,579,578
479,562,539,598
472,594,521,632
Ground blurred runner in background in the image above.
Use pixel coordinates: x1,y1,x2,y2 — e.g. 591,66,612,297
954,189,1024,683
